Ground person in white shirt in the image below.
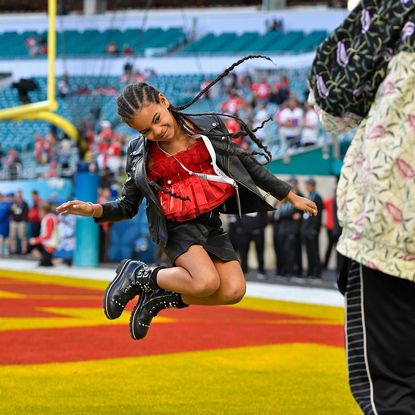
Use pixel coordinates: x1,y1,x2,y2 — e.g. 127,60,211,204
301,103,319,147
276,94,304,150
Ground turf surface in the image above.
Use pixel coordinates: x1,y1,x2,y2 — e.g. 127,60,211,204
0,269,360,414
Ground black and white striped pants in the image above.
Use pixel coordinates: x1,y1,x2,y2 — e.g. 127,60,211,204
343,259,415,415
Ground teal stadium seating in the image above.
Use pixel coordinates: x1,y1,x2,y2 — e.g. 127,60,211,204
0,28,326,58
0,27,186,58
176,30,326,56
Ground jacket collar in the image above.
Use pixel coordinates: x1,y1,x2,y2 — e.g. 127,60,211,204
181,113,220,133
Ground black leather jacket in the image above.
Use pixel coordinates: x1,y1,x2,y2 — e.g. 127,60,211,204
96,114,291,247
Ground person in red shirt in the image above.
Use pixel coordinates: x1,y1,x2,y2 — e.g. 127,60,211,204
220,91,246,115
251,77,271,104
29,202,59,267
57,55,318,341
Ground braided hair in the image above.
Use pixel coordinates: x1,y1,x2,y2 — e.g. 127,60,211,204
116,55,275,199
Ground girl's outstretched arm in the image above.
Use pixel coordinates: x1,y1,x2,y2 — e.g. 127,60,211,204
56,200,103,218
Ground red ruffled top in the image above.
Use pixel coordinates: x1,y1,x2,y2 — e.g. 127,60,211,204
147,139,235,222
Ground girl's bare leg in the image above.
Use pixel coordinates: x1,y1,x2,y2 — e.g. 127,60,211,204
155,245,246,305
182,258,246,305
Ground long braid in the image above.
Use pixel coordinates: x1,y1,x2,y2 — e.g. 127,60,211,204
173,111,269,164
148,180,190,202
175,55,274,111
171,109,272,163
171,55,275,163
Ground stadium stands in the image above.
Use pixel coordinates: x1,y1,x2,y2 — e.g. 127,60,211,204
0,27,187,58
177,30,326,56
0,28,326,58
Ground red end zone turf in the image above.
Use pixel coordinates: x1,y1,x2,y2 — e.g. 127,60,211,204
0,271,344,365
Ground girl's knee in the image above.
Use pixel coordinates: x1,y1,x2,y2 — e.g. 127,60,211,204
221,281,246,304
192,273,220,297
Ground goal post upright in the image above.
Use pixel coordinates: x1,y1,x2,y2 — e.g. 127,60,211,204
0,0,78,141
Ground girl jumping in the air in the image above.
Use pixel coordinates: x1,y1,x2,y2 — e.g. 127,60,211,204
57,55,318,340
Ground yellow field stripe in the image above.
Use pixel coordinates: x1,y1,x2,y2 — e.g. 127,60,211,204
0,269,108,291
0,307,173,331
235,296,344,324
0,290,24,299
0,343,359,415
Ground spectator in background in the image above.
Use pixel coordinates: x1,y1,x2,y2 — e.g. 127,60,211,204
120,62,134,83
96,120,112,165
12,78,38,104
123,43,133,57
98,188,111,262
106,135,123,173
301,178,323,279
9,190,29,255
301,102,319,147
38,36,47,55
271,75,290,105
57,136,74,176
221,91,246,115
43,131,58,164
4,147,22,180
34,134,46,164
25,34,38,56
276,94,304,150
28,190,42,240
0,193,12,256
250,77,271,105
43,161,58,178
99,166,115,190
234,212,268,279
272,177,303,277
58,74,70,98
266,18,284,32
106,41,119,55
29,202,59,267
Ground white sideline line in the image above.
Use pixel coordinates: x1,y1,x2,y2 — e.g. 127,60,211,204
0,258,344,307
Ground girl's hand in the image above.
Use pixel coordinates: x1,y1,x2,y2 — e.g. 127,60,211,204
56,200,100,217
285,191,318,216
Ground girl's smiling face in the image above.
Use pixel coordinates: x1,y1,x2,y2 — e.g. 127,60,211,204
127,94,179,142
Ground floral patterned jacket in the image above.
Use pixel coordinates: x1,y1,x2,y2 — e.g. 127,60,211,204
309,0,415,281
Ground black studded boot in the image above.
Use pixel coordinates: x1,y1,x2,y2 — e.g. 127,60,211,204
129,289,188,340
103,259,165,320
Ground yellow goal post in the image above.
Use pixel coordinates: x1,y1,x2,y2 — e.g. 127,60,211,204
0,0,78,141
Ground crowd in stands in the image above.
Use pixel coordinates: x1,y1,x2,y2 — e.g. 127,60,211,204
25,34,47,56
215,68,320,154
265,18,284,32
2,147,23,180
106,41,134,57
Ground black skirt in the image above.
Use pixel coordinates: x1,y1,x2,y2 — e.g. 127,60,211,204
161,209,239,265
